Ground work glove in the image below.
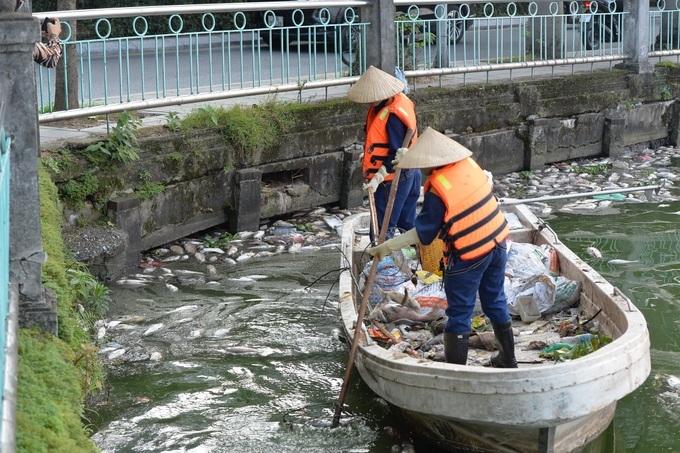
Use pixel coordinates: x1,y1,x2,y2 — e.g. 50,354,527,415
368,228,421,262
41,17,61,39
392,147,409,166
362,165,388,193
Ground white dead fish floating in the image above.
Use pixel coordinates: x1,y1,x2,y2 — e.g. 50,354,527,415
218,346,260,354
116,279,148,289
143,323,164,336
165,283,179,292
168,305,199,313
236,252,255,262
202,247,225,254
172,269,203,276
108,349,127,361
586,247,603,259
608,259,639,265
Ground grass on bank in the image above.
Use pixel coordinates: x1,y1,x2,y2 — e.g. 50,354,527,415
15,165,105,453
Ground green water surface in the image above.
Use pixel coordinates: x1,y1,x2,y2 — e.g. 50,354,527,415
94,202,680,452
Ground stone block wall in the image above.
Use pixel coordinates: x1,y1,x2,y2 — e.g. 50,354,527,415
47,66,680,279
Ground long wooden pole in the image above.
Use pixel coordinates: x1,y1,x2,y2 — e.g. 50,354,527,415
331,168,402,428
367,189,379,243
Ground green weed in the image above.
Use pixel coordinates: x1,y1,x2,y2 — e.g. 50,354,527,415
83,111,141,165
60,172,100,208
165,111,182,132
66,265,111,318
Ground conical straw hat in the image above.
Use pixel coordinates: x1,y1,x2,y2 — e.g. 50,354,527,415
347,66,406,103
396,127,473,169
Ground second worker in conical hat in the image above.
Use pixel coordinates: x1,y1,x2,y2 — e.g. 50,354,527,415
347,65,420,239
367,127,516,369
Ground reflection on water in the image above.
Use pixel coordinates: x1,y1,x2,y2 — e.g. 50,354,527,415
93,202,680,452
549,203,680,453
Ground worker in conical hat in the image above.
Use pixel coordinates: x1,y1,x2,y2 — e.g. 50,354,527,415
348,66,420,239
368,127,516,369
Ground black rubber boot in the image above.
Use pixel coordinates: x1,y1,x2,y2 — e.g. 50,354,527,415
490,320,518,368
443,332,469,365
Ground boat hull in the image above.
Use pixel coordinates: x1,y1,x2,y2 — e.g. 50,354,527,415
399,403,615,453
338,206,650,453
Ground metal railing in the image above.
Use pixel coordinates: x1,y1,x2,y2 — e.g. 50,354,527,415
34,1,679,123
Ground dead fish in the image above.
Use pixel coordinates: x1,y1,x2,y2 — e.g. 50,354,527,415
173,269,203,276
108,349,127,360
202,247,225,254
205,264,218,278
168,305,198,313
586,246,603,259
116,279,148,289
383,290,420,311
229,276,256,283
165,283,179,292
143,323,164,336
608,259,639,265
370,303,444,324
219,346,260,354
162,255,181,263
212,328,229,337
236,252,255,262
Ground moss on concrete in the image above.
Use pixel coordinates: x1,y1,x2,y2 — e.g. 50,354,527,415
16,164,103,452
16,328,97,453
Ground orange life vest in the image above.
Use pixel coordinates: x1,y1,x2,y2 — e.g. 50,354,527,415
362,93,418,182
425,158,509,261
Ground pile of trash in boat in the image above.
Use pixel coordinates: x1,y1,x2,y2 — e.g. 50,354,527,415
359,241,612,366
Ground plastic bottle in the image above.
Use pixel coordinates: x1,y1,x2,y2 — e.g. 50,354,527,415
561,333,594,345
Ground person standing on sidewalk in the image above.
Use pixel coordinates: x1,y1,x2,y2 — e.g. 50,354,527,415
347,66,420,239
367,127,517,368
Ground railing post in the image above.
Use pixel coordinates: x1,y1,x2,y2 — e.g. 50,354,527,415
362,0,396,73
0,11,57,335
621,0,652,74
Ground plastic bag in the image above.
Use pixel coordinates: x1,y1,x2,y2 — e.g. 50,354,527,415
505,273,556,316
506,242,552,279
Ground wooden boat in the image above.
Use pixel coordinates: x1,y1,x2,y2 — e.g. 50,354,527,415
337,204,651,453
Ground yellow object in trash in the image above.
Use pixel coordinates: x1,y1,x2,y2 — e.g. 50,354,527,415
472,316,487,330
418,238,444,277
415,270,442,285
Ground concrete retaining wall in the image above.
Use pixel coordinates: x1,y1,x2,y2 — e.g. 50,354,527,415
46,66,680,280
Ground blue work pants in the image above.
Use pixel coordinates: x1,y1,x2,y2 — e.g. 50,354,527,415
374,169,421,239
443,241,510,333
